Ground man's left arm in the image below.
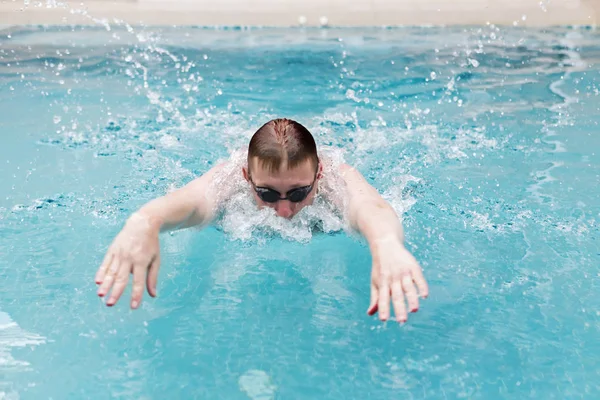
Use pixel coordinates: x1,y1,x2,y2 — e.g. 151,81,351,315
339,163,428,323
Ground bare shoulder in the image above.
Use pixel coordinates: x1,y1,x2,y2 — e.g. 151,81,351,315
335,163,381,200
181,162,228,189
336,163,366,182
338,163,354,174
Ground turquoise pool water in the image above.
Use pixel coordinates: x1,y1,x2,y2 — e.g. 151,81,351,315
1,24,599,399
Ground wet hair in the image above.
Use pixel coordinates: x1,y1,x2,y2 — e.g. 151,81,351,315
247,118,319,173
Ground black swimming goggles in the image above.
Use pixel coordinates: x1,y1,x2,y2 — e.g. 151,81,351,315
249,168,318,203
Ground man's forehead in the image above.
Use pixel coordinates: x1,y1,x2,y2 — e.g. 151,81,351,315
249,157,314,176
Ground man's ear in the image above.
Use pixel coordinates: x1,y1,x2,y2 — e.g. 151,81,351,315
317,161,323,180
242,166,250,182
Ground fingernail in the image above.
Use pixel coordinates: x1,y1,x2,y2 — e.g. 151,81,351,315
97,291,105,297
107,298,115,306
131,301,138,309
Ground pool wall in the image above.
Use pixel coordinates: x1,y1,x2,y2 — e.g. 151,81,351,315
0,0,598,27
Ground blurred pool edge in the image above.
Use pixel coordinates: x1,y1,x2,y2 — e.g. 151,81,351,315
0,0,598,28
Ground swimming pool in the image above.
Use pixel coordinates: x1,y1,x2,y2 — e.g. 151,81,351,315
1,23,599,399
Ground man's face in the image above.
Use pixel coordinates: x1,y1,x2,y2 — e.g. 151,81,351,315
243,158,320,219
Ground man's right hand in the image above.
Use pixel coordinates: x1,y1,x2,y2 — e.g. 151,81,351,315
95,212,161,309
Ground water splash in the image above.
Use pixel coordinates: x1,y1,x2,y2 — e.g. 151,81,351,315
210,149,349,243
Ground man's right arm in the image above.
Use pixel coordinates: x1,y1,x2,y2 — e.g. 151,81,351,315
94,163,227,309
134,162,226,232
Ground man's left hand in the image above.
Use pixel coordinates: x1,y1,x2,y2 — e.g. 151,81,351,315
367,237,429,323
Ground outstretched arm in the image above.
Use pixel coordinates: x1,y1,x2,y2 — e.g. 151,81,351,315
94,163,225,309
340,164,428,323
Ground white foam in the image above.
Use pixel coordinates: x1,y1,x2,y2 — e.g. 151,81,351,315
238,370,276,400
526,161,564,206
0,311,45,371
382,174,421,217
0,388,20,400
420,125,499,164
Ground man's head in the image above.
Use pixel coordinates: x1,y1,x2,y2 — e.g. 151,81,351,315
242,118,321,219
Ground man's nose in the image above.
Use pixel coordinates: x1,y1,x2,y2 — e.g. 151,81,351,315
275,200,294,218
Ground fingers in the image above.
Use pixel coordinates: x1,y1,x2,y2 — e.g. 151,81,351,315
131,264,146,309
367,284,378,315
106,260,132,306
95,251,114,285
97,256,120,298
147,254,161,298
401,274,420,313
391,281,407,323
377,280,391,321
369,271,426,324
96,234,160,308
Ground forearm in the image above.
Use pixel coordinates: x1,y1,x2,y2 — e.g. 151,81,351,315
351,198,406,251
134,193,198,233
130,164,224,233
339,163,406,248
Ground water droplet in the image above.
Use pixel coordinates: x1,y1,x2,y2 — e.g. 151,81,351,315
319,16,329,26
430,71,437,80
468,58,480,68
53,116,61,124
298,15,307,25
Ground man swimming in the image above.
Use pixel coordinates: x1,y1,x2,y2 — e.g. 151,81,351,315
94,118,429,323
